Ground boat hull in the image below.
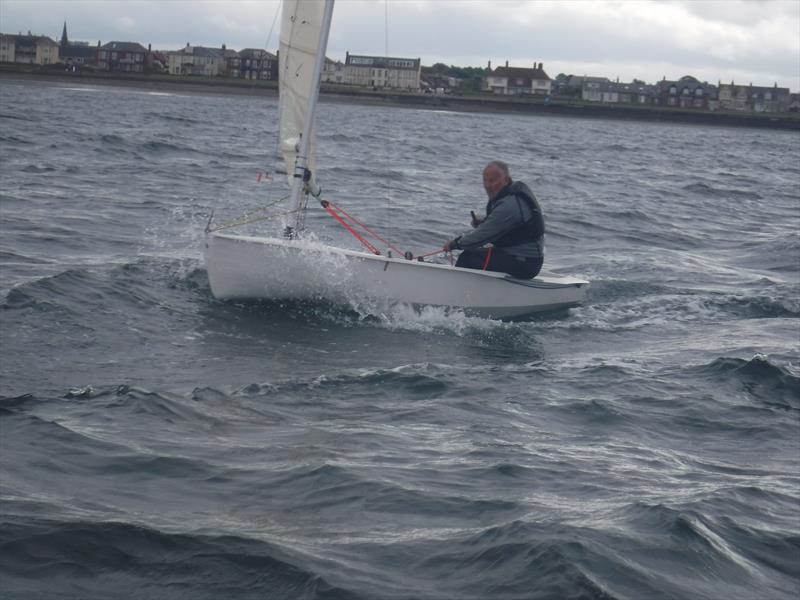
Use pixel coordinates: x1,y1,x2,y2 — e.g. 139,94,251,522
204,232,588,318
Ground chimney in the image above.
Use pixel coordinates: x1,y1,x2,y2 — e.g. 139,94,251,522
505,60,508,67
487,60,491,70
538,62,543,70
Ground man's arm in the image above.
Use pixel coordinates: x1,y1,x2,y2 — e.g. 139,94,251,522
451,197,525,250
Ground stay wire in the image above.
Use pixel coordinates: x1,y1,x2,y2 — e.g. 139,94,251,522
208,194,292,231
208,6,282,232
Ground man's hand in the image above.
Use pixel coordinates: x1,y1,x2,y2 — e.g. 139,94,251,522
443,237,461,252
470,211,485,228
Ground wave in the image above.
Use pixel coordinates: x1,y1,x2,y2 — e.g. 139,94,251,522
139,140,203,155
2,259,208,313
0,134,33,145
99,133,126,146
740,238,800,274
682,181,763,201
686,355,800,409
148,112,201,125
0,393,38,416
20,164,56,173
320,132,361,143
0,250,51,265
547,278,799,332
619,502,800,596
0,518,351,600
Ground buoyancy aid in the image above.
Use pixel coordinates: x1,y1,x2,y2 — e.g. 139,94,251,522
487,181,544,249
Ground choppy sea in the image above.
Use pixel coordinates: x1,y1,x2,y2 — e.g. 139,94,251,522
1,78,798,600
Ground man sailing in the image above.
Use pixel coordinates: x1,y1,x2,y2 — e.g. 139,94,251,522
444,161,545,279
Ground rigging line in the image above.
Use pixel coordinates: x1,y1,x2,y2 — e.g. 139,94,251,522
263,3,280,51
210,5,282,229
417,248,448,258
384,0,389,59
209,194,291,230
324,199,405,255
322,202,382,255
382,0,393,246
209,207,300,232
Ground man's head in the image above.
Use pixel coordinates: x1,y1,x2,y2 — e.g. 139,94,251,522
483,161,511,199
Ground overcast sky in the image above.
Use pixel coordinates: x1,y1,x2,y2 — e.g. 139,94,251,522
2,0,798,91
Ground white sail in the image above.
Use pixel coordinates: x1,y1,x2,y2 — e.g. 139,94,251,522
278,0,329,184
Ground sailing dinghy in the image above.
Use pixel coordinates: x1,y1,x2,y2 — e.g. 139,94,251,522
204,0,588,319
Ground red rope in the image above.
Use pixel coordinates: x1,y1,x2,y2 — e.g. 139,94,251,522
418,249,446,258
482,246,493,270
320,199,455,264
325,200,405,256
322,203,382,255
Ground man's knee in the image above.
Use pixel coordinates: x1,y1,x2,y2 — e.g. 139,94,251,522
455,249,486,270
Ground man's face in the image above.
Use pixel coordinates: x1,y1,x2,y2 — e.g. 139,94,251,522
483,165,509,199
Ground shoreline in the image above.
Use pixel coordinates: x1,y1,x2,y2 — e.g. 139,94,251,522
3,69,799,131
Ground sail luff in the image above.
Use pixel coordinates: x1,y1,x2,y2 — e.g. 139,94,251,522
279,0,335,234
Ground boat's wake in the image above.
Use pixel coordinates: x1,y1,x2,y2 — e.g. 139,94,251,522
344,297,504,335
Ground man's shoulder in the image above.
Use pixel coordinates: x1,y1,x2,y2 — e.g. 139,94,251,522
508,181,535,198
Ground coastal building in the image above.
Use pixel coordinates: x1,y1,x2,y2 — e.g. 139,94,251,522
0,33,59,65
654,76,718,110
58,22,97,68
238,48,277,80
322,57,345,84
343,52,421,90
220,46,240,77
147,48,169,73
718,82,791,113
168,44,226,76
484,62,552,96
581,78,610,102
583,79,656,105
0,34,17,63
98,41,148,72
551,74,608,98
421,73,458,94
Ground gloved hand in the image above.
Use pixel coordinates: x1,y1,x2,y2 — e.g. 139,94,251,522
443,237,461,252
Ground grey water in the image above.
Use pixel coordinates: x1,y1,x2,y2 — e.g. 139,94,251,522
1,78,799,600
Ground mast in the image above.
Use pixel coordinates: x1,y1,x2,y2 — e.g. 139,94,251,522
285,0,335,237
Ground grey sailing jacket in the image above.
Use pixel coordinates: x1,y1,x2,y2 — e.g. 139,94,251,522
454,182,545,259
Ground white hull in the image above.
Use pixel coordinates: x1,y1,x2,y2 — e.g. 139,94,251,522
204,232,588,319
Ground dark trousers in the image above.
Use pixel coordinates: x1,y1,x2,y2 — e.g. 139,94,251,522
455,247,543,279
